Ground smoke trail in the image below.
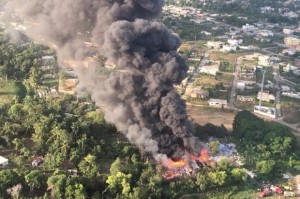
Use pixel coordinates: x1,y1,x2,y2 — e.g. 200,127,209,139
1,0,207,160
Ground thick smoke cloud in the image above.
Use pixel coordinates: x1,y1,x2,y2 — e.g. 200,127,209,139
1,0,207,160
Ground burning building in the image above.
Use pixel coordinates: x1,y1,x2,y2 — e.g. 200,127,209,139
1,0,208,164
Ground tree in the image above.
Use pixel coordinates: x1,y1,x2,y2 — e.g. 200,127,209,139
47,171,67,199
218,158,231,172
106,172,132,197
231,168,247,182
110,158,123,175
78,154,98,178
130,166,162,199
208,171,227,186
25,170,47,191
196,173,209,191
65,183,87,199
0,170,21,196
256,160,276,178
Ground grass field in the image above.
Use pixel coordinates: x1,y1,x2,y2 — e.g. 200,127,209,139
0,79,16,104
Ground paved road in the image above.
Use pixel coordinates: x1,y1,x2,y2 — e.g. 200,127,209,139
228,56,242,108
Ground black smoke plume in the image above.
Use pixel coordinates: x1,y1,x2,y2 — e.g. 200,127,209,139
1,0,207,161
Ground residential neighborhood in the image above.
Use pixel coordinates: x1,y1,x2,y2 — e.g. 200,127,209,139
0,0,300,198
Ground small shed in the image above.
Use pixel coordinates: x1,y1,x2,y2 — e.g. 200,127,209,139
32,156,44,167
0,156,8,167
190,87,209,99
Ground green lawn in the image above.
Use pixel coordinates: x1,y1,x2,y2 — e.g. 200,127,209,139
0,79,16,104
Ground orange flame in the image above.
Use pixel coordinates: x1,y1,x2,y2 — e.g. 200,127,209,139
200,150,209,162
165,159,187,169
160,149,214,180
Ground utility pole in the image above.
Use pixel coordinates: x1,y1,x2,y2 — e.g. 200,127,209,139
259,70,266,109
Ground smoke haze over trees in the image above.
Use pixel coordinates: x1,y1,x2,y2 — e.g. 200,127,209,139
0,0,207,160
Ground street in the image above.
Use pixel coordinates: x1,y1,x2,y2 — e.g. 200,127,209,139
228,56,242,108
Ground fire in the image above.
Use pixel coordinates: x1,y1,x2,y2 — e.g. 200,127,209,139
160,150,215,180
168,159,187,168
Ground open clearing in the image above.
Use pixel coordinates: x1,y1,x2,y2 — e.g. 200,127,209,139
187,106,236,131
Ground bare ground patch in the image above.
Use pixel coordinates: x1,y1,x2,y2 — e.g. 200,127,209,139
187,106,236,131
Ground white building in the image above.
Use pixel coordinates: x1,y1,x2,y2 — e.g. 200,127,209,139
283,63,297,72
260,6,274,13
206,41,224,49
282,92,300,99
237,95,254,102
222,45,237,52
208,98,228,107
258,30,274,37
237,82,246,90
254,105,276,119
283,11,299,18
242,24,257,33
227,39,243,46
282,48,296,56
257,91,275,102
283,28,294,35
201,31,212,36
258,55,270,67
281,85,291,92
0,156,8,167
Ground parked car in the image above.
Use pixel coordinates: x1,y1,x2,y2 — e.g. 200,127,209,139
270,185,283,194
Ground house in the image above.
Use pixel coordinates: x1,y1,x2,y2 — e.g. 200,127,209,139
42,56,54,61
284,36,300,46
208,98,228,107
282,48,296,56
283,63,297,72
32,156,44,167
283,11,298,18
237,82,246,90
227,39,243,46
187,66,195,74
254,105,276,119
206,41,224,49
260,6,274,13
258,30,274,37
222,45,237,52
269,56,281,62
281,85,291,92
237,95,254,102
258,55,270,67
282,92,300,99
283,28,294,35
242,24,257,33
190,87,209,99
256,65,264,72
257,91,275,102
0,156,8,167
292,68,300,76
201,31,212,36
